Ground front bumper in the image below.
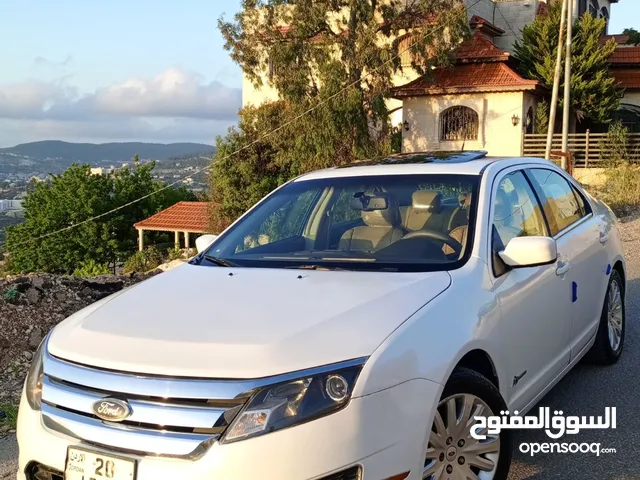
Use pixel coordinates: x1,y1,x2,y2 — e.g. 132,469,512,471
17,378,441,480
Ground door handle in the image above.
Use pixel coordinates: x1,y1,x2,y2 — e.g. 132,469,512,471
600,231,609,244
556,260,571,276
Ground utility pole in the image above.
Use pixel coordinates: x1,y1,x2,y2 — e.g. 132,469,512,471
561,0,574,171
545,0,569,161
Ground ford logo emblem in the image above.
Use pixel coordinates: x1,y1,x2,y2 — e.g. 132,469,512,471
92,398,132,422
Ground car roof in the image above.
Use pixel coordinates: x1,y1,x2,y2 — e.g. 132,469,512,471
295,152,550,180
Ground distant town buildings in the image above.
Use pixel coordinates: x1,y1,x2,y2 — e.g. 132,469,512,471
0,199,24,212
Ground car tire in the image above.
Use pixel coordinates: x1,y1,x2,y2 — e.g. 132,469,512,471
586,269,625,365
423,367,512,480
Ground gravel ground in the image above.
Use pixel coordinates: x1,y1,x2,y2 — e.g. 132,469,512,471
0,436,17,480
2,218,640,479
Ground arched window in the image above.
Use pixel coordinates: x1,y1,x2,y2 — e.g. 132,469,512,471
600,7,609,34
588,0,599,17
440,106,479,141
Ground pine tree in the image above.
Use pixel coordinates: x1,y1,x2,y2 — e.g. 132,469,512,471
514,3,621,126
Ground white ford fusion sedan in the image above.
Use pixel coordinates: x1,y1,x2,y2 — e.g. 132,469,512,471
18,151,626,480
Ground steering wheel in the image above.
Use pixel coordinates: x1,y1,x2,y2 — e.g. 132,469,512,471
400,229,463,255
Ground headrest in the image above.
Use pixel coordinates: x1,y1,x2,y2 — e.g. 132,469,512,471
412,191,442,213
459,193,472,209
361,198,401,227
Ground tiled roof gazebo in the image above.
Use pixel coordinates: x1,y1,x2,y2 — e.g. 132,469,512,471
133,201,212,251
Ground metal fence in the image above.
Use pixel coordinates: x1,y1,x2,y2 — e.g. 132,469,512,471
522,131,640,166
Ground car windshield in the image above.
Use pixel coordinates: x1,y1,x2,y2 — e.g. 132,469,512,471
202,174,479,272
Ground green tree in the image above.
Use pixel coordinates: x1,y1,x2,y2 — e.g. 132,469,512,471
212,0,469,226
5,161,196,274
623,28,640,46
514,4,621,126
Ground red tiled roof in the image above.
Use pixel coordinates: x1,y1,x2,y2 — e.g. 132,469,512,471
134,202,212,233
612,68,640,89
601,34,631,45
610,46,640,65
391,62,540,97
455,31,510,62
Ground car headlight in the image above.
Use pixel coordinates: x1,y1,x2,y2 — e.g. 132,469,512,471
222,364,363,443
25,335,47,410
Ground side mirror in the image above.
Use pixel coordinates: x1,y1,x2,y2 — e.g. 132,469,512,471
499,236,557,268
195,234,218,253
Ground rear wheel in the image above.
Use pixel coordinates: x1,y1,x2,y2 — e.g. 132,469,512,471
586,270,625,365
424,368,512,480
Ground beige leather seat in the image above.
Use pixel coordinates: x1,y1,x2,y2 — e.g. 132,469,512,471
402,191,445,232
443,193,472,256
339,200,405,252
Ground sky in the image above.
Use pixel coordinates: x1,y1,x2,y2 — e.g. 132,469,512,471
0,1,638,148
0,1,243,147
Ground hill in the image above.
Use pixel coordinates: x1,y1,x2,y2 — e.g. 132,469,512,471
0,141,215,177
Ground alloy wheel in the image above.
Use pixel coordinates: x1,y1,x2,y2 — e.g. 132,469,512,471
607,278,624,352
424,394,500,480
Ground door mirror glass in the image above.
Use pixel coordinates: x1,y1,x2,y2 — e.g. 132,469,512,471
499,236,557,268
196,234,218,253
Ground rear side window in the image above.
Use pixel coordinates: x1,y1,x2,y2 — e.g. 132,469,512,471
528,169,587,235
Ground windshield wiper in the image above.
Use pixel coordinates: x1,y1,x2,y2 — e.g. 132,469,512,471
284,264,347,271
203,254,241,267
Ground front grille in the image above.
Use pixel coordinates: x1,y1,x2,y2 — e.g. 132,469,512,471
40,352,252,458
319,466,362,480
25,462,64,480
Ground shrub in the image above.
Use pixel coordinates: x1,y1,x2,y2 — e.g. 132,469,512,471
3,287,19,304
598,163,640,218
73,259,111,278
123,247,163,273
599,121,630,167
167,247,185,262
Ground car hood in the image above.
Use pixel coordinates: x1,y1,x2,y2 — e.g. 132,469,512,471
48,264,451,378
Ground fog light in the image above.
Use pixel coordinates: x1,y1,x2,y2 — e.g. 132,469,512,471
325,375,348,402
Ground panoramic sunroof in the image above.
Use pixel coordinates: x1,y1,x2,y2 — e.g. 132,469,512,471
338,150,488,168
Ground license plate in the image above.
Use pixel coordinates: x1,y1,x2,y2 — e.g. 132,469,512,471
65,447,136,480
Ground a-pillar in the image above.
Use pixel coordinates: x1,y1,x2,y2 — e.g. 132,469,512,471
185,231,190,250
174,231,180,249
138,229,144,251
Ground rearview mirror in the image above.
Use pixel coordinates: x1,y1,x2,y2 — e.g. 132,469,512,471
498,236,557,268
195,234,218,253
349,194,388,211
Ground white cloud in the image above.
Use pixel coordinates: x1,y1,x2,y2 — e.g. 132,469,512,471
0,68,241,145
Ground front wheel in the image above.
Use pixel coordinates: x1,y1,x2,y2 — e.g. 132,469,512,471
424,368,512,480
586,269,625,365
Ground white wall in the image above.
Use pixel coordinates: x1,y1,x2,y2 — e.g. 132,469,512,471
402,91,526,156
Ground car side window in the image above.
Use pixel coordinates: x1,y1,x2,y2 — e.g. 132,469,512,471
528,169,587,236
491,171,547,276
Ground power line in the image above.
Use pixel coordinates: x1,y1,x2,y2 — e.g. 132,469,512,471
1,0,484,250
494,4,519,40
